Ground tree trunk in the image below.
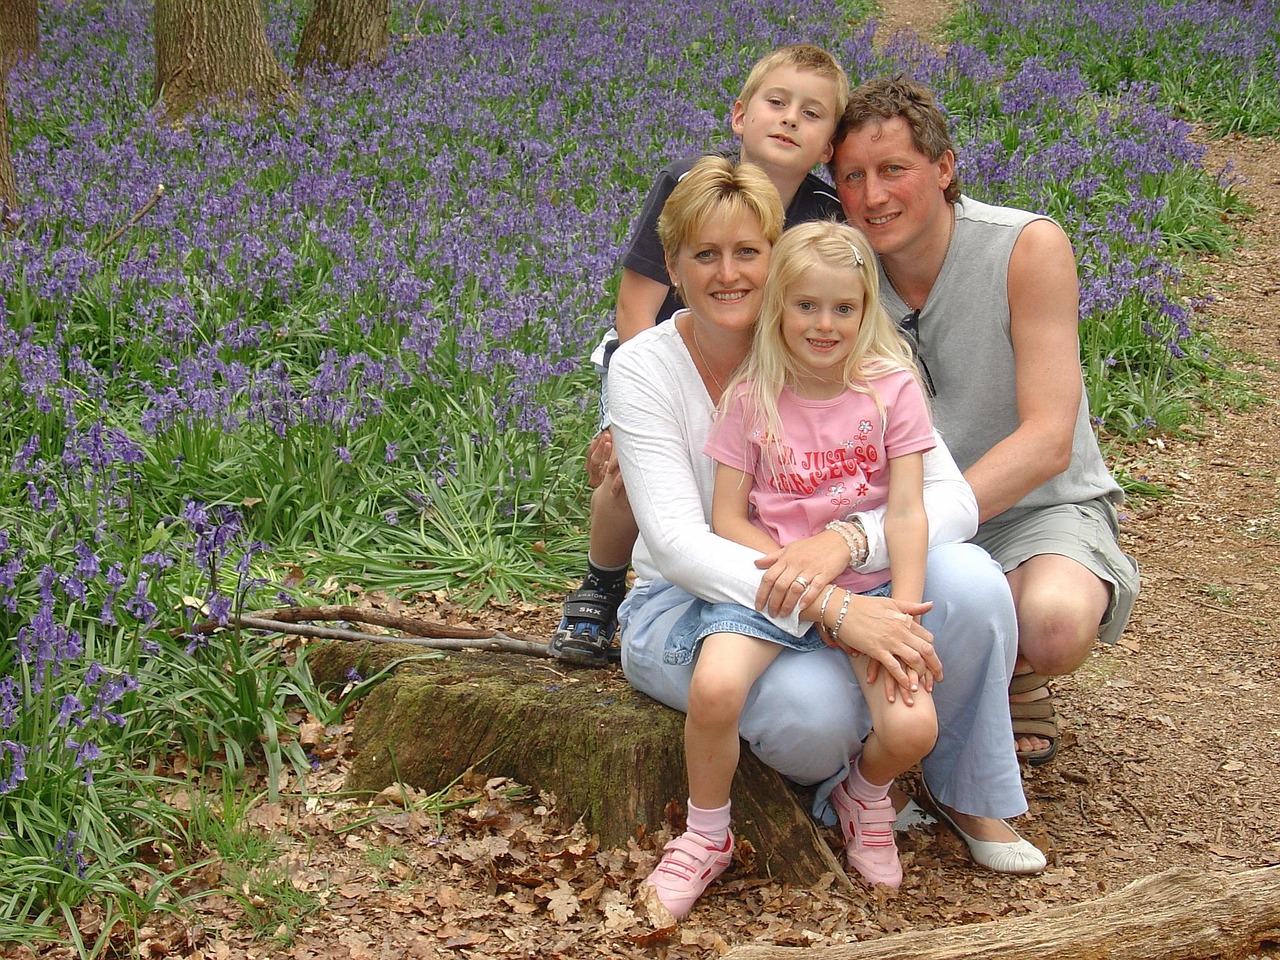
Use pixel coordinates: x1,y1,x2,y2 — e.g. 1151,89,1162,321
0,71,14,224
295,0,389,77
0,0,38,220
723,865,1280,960
154,0,300,123
0,0,39,66
308,641,855,891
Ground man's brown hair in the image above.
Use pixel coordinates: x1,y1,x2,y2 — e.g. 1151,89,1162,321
832,75,961,203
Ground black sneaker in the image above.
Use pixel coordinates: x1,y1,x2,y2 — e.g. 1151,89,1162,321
549,584,623,665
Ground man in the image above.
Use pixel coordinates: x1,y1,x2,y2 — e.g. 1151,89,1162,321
829,76,1140,766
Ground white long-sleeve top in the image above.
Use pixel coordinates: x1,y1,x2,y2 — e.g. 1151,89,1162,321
610,318,979,638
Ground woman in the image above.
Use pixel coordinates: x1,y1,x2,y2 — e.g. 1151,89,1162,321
608,157,1046,893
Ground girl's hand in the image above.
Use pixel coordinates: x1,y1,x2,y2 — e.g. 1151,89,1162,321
831,596,940,694
754,529,850,616
866,614,936,703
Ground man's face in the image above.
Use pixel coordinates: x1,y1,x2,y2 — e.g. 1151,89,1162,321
830,115,954,258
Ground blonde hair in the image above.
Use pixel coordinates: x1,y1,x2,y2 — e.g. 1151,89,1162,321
725,221,922,470
657,155,785,261
737,44,851,121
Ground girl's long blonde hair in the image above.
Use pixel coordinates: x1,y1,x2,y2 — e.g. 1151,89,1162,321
723,220,922,468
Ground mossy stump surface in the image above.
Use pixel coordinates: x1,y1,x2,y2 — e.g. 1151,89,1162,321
309,640,852,889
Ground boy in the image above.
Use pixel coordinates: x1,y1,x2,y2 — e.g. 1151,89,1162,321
551,44,849,664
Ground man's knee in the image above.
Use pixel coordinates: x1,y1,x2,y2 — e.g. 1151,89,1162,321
1009,556,1110,675
1016,595,1100,675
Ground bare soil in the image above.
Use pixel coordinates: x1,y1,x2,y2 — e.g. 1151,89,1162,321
9,5,1280,959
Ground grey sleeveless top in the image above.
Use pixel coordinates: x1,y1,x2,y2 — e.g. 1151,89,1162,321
878,196,1122,516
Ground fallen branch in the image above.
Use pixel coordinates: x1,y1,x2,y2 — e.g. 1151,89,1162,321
724,865,1280,960
238,615,548,656
182,605,552,657
247,604,507,639
96,183,165,252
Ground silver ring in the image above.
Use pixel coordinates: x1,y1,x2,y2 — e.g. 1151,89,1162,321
793,575,811,589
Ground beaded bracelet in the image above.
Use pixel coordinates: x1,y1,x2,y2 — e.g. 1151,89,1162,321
830,589,853,640
845,516,869,564
824,519,869,568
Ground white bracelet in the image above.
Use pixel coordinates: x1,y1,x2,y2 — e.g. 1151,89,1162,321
819,584,837,622
825,519,868,568
830,589,852,639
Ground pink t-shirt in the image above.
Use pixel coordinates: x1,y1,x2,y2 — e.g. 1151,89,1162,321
704,368,935,594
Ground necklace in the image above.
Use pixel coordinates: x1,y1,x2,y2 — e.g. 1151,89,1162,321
688,318,726,396
884,205,955,312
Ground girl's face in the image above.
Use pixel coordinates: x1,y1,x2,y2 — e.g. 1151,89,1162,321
667,207,772,336
780,259,866,391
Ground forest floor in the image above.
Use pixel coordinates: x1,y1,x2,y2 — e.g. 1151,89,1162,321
8,2,1280,958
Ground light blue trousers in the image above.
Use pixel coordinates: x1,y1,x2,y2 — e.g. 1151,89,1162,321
619,541,1025,825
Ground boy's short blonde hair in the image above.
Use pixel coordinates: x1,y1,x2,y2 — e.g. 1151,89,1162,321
737,44,850,120
657,156,785,261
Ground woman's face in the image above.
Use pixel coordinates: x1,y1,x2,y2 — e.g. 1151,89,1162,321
666,207,772,336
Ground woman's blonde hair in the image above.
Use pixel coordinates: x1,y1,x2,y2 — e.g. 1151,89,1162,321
725,221,922,469
657,155,784,263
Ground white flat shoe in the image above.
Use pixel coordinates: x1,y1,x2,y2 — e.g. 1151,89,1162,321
921,781,1047,875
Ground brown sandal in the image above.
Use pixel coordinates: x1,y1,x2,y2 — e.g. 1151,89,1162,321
1009,672,1060,766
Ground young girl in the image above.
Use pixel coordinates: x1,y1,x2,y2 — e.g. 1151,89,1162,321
644,221,937,915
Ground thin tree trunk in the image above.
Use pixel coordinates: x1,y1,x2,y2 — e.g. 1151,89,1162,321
295,0,389,77
0,0,38,220
154,0,300,123
0,71,15,223
0,0,39,65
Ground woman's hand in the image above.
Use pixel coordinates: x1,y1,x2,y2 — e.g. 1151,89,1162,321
753,528,850,616
832,596,940,702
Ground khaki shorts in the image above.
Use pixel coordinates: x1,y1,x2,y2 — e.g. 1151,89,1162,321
972,497,1140,645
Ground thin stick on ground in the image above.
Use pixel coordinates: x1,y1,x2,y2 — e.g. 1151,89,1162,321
182,605,552,657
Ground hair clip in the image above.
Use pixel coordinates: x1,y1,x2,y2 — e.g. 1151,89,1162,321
846,240,864,266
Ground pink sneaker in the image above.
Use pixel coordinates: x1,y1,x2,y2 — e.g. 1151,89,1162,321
830,779,903,888
643,830,734,919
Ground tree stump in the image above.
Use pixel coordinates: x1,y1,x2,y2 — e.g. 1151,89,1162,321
308,640,853,890
722,865,1280,960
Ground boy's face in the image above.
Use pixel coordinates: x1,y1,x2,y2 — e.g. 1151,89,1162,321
732,66,840,179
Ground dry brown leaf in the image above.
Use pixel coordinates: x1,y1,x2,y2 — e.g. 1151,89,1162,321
633,881,677,939
542,879,580,923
